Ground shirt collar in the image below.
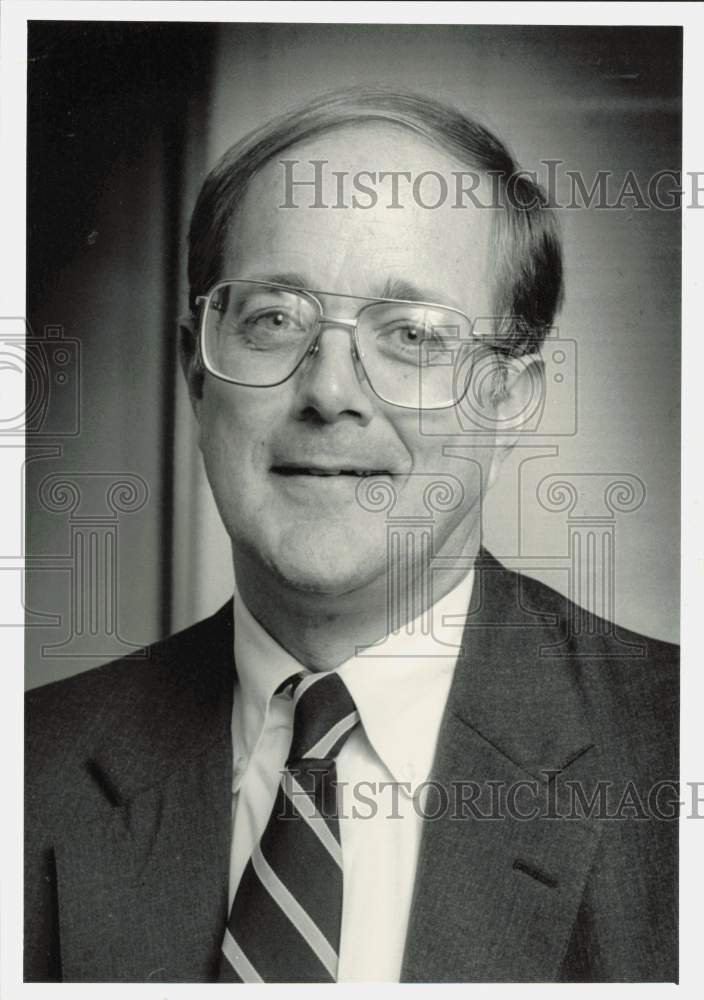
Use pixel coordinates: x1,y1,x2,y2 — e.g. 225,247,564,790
231,582,304,770
232,569,474,792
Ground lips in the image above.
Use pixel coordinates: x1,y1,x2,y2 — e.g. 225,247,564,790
272,465,390,478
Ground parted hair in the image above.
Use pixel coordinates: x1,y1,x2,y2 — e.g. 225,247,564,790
187,88,563,355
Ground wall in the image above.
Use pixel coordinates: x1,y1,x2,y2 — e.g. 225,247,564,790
25,22,214,687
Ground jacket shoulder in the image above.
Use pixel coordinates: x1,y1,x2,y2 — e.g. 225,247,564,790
513,562,678,661
25,601,234,794
488,555,679,769
24,602,234,983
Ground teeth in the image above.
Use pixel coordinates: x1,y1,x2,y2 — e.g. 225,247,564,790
300,469,384,477
275,466,387,477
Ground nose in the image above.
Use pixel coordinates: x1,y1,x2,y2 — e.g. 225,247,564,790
293,323,375,425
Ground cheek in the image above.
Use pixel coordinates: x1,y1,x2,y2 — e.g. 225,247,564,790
197,391,260,499
198,382,264,457
392,413,461,476
397,421,495,517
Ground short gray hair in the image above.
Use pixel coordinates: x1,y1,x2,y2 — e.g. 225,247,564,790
187,87,563,355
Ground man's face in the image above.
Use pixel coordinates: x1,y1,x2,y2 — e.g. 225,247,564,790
191,124,504,601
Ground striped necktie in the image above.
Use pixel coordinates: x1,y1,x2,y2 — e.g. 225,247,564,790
219,670,360,982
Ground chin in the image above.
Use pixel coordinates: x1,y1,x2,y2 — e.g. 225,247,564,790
264,520,388,598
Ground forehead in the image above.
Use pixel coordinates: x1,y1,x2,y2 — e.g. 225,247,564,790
223,122,495,311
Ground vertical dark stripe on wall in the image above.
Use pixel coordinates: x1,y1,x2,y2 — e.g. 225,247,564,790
157,34,216,638
158,115,181,640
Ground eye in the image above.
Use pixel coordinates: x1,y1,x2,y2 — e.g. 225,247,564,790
385,321,434,348
397,324,427,344
244,307,302,333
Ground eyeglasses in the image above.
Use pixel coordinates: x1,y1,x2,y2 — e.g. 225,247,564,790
195,279,493,410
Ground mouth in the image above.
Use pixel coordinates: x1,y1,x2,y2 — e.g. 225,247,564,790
272,465,391,478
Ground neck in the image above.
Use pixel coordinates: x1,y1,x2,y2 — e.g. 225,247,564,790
233,529,480,671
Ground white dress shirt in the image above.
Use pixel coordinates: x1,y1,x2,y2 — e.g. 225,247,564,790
228,569,474,982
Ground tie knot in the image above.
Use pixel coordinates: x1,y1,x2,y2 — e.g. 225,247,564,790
286,671,359,766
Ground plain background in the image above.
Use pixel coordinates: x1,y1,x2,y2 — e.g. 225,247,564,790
25,22,681,687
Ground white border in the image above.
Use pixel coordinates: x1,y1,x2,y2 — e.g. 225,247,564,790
1,3,701,999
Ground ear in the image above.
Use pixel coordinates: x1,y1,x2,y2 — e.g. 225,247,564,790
487,351,544,490
178,313,205,417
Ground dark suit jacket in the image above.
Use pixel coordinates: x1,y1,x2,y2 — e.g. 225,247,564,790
25,550,678,982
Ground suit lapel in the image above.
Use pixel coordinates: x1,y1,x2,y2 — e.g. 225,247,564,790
53,603,235,982
401,552,603,982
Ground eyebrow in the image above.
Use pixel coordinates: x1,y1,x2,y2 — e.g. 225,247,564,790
376,277,455,305
243,271,310,289
238,272,460,308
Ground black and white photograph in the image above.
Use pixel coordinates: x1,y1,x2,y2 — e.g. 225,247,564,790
1,1,700,992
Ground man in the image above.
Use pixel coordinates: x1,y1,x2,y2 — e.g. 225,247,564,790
25,89,678,983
